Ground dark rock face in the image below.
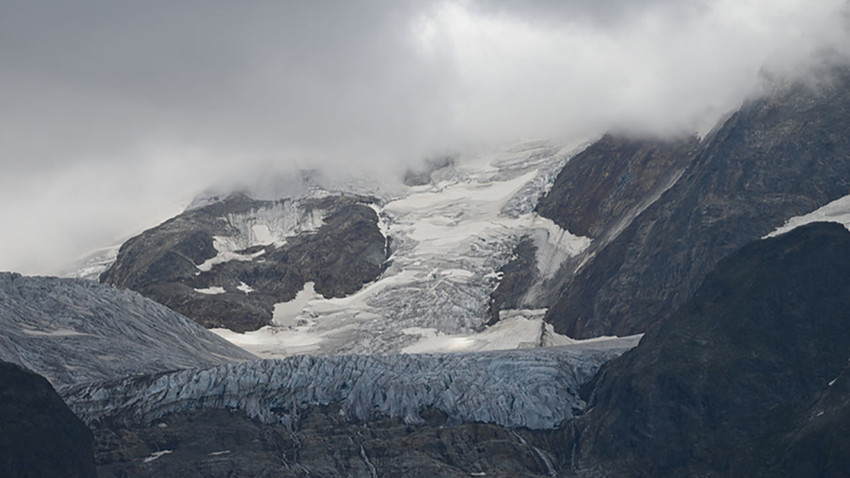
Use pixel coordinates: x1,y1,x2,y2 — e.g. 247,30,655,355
569,222,850,477
403,155,456,186
487,236,538,323
93,407,561,478
101,193,388,332
490,136,696,319
537,134,697,239
545,69,850,338
0,361,97,478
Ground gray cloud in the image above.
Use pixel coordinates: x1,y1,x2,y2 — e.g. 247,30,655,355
1,0,848,274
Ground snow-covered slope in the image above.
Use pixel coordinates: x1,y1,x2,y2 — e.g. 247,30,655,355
207,141,595,357
63,335,639,431
767,194,850,237
0,273,256,387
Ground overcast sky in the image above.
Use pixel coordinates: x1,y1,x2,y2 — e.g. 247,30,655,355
1,0,849,275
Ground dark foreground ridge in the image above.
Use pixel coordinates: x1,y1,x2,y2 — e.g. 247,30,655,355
569,222,850,477
0,360,97,478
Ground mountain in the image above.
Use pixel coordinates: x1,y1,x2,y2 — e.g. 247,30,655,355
540,68,850,338
95,141,598,358
40,66,850,477
0,272,255,387
59,222,850,477
568,222,850,477
0,360,97,478
100,193,388,332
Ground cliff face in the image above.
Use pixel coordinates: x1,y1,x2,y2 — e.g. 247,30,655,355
543,69,850,338
536,134,697,239
100,193,388,332
569,222,850,477
491,135,696,316
0,361,97,478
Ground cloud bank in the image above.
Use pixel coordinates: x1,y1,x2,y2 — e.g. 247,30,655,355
1,0,848,274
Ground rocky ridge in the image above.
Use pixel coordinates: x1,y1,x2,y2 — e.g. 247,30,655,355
100,193,388,332
539,68,850,338
567,222,850,477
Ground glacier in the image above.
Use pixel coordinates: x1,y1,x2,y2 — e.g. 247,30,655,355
203,140,598,357
62,335,639,431
0,272,256,387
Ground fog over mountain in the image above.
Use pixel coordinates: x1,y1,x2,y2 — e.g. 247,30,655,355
1,0,849,274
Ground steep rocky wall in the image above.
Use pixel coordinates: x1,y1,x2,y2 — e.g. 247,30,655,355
0,361,97,478
545,68,850,338
569,222,850,477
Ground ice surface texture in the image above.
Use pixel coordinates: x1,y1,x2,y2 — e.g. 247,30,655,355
64,337,638,430
0,273,255,387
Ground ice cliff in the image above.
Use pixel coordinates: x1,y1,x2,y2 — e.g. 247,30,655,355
63,336,639,431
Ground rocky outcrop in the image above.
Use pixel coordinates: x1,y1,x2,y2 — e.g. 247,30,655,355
100,193,388,331
93,407,563,478
544,68,850,338
0,360,97,478
568,222,850,477
0,272,255,387
63,338,637,431
536,134,697,239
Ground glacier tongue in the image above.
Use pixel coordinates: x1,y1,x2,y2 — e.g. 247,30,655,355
210,140,594,357
62,336,639,431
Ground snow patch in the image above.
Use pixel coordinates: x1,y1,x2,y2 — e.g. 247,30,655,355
143,450,172,463
196,237,266,272
767,194,850,237
195,286,226,295
20,327,87,337
251,224,274,244
272,282,317,327
210,326,323,358
528,216,591,279
236,282,254,294
196,202,326,272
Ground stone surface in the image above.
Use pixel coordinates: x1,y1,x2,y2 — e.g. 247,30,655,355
536,134,697,239
100,193,388,332
544,68,850,338
0,360,97,478
568,222,850,477
93,407,563,478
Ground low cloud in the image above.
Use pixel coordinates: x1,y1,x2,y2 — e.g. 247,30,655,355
1,0,848,274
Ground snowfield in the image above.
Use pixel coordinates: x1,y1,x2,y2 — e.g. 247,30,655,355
207,141,601,357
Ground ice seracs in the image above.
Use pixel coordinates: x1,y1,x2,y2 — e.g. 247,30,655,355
63,336,640,431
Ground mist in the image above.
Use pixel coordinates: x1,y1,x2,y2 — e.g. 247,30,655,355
1,0,849,274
